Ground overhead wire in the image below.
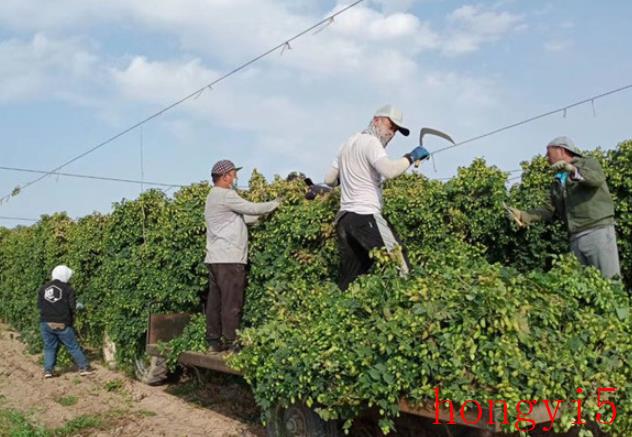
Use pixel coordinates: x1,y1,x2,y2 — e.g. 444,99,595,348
1,6,629,209
0,0,366,205
0,215,38,222
430,83,632,156
432,168,522,181
0,166,184,189
6,79,625,200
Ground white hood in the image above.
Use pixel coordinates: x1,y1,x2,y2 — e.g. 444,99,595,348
51,265,73,283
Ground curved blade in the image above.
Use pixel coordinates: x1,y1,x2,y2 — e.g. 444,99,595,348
419,128,455,146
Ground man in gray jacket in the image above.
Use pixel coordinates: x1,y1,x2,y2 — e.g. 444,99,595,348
506,136,620,279
204,159,280,352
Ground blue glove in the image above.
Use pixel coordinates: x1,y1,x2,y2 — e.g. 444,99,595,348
408,146,430,163
554,171,568,185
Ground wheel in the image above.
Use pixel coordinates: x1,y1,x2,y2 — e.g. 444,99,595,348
134,354,168,385
266,403,340,437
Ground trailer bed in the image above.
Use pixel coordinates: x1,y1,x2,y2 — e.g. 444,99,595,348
145,313,557,433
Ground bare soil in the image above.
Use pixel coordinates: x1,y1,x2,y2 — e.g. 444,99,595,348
0,324,264,436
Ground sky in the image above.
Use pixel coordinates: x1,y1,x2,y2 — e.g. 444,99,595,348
1,0,632,227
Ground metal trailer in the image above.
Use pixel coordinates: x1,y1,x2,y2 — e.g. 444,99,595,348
144,313,582,437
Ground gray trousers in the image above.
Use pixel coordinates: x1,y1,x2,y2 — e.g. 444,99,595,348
570,225,621,279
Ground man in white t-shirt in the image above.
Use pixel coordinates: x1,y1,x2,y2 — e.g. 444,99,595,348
324,104,430,290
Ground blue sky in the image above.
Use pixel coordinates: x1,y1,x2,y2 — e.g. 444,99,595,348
1,0,632,227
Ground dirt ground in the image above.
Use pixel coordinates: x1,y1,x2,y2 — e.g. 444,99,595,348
0,323,264,436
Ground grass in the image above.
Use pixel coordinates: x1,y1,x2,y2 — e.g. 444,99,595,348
103,378,124,392
55,396,78,407
0,407,116,437
137,409,157,417
0,408,48,436
51,415,103,437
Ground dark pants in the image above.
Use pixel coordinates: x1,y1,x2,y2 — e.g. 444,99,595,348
205,263,246,342
336,211,409,291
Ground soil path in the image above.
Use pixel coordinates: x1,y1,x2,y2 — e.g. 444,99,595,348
0,324,264,436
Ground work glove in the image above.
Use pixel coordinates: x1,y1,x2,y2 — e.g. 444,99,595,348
554,171,569,185
407,146,430,163
503,202,527,227
76,302,86,311
551,160,574,173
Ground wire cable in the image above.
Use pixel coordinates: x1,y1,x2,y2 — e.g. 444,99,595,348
0,166,184,188
0,215,38,222
0,0,365,204
431,83,632,156
432,168,522,181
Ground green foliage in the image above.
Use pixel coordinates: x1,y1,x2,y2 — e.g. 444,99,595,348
0,407,48,437
1,142,631,434
52,415,104,437
0,406,104,437
231,249,632,434
158,313,208,371
604,140,632,287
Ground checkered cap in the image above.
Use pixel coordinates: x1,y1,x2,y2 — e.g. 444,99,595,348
211,160,242,176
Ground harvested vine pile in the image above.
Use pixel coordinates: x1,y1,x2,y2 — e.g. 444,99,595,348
1,141,631,434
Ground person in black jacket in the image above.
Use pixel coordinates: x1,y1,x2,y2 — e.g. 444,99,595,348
38,265,92,378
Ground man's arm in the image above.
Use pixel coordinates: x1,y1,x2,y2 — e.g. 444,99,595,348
366,136,426,179
324,165,339,187
225,190,280,216
573,157,606,187
523,200,556,223
373,157,410,179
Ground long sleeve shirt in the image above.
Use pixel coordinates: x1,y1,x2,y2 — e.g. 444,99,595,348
38,279,76,325
204,187,279,264
324,132,410,215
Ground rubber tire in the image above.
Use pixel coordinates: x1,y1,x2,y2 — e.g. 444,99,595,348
266,403,340,437
134,354,168,385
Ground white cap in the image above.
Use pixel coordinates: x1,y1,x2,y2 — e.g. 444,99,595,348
374,104,410,136
52,265,74,283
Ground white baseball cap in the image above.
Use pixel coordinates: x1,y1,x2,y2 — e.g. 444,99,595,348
374,104,410,136
52,265,74,283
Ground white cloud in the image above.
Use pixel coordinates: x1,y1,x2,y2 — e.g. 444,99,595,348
371,0,418,14
111,56,219,104
0,33,101,103
0,1,505,177
0,0,123,32
442,4,524,56
544,39,572,52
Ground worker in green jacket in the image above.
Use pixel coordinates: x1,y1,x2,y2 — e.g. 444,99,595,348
506,136,621,279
